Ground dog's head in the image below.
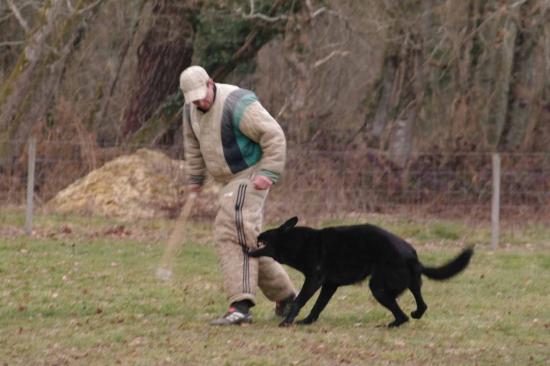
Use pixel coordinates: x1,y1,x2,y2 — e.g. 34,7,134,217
248,216,299,259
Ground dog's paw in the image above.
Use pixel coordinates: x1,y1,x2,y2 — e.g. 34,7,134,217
387,317,409,328
411,306,426,319
278,320,293,327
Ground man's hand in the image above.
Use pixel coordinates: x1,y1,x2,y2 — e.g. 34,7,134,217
252,175,273,190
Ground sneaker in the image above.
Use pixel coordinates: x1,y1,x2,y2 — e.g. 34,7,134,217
210,307,252,326
275,294,295,317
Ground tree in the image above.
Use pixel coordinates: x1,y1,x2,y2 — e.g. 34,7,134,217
126,0,300,147
0,0,104,169
121,0,198,137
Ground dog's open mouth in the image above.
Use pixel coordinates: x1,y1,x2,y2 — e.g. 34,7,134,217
255,240,266,249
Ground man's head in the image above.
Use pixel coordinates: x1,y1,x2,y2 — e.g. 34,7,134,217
179,65,215,110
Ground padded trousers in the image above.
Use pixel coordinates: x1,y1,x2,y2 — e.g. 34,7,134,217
213,173,296,305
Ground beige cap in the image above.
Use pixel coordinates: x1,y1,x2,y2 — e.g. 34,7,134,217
179,66,210,103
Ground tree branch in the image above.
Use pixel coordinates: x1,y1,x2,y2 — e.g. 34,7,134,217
313,50,350,68
212,0,290,81
242,0,287,23
0,41,25,48
66,0,75,13
6,0,31,33
77,0,105,15
305,0,327,19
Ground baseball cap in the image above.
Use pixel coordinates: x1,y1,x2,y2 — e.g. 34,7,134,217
179,66,210,103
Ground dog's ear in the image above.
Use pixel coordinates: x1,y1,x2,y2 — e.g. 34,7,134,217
280,216,298,232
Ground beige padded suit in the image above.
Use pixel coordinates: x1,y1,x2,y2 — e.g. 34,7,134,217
183,83,296,305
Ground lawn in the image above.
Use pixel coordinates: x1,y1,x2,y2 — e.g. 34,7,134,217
0,208,549,365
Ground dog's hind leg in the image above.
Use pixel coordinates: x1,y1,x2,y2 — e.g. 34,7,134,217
296,282,338,325
409,274,427,319
280,275,323,327
369,277,409,327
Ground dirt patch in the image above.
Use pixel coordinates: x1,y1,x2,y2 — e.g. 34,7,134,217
47,149,187,220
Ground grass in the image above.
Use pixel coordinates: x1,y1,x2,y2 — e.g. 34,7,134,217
1,208,549,365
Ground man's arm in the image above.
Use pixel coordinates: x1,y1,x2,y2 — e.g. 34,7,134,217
238,101,286,187
183,105,206,190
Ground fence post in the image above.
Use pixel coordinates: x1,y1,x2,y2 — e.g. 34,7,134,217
25,137,37,235
491,153,501,250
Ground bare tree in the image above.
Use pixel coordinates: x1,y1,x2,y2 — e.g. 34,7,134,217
125,0,299,146
0,0,105,168
121,0,197,137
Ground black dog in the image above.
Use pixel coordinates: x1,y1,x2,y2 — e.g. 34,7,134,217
249,217,473,327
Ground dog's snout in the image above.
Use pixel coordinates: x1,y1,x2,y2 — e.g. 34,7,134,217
256,240,266,249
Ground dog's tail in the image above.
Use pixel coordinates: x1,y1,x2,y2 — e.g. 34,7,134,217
421,247,474,280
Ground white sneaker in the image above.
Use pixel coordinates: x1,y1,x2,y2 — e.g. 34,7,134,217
210,307,252,326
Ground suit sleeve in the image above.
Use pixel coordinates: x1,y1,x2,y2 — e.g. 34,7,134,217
238,101,286,183
182,105,206,186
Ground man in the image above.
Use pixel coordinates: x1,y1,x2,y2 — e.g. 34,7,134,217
179,65,296,325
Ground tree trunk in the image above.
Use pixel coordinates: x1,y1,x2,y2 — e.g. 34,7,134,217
0,0,65,168
387,33,423,167
127,0,297,147
491,1,519,150
0,0,103,169
365,1,427,166
121,0,197,137
94,0,147,135
501,1,549,151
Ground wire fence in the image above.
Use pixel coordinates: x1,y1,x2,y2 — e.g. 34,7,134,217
272,148,550,220
1,139,549,226
0,139,182,205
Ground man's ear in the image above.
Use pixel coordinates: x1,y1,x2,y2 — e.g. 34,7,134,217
280,216,298,232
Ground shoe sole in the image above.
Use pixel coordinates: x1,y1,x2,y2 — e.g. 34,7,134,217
210,320,252,326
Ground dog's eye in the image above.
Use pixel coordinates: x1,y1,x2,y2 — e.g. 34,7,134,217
256,240,266,248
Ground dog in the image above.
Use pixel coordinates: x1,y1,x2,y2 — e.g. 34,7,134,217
249,217,473,327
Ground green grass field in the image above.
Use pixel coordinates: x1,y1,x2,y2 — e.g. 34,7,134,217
1,208,549,365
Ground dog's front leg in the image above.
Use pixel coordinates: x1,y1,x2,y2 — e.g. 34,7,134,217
297,282,338,325
280,275,322,327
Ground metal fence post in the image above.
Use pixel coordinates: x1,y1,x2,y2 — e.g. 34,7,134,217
25,137,37,235
491,153,501,250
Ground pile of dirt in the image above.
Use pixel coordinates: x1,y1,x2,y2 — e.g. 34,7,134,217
47,149,188,220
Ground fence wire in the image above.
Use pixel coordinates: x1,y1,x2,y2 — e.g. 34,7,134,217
0,140,549,221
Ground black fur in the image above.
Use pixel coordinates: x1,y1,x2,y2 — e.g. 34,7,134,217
249,217,473,327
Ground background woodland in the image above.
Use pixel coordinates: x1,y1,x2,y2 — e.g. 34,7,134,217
0,0,549,216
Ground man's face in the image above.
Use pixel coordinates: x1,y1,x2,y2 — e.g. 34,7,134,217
193,80,214,111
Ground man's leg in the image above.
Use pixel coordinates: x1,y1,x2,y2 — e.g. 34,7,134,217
218,177,296,304
212,180,259,315
239,181,296,308
211,177,295,324
258,257,296,300
258,256,296,317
